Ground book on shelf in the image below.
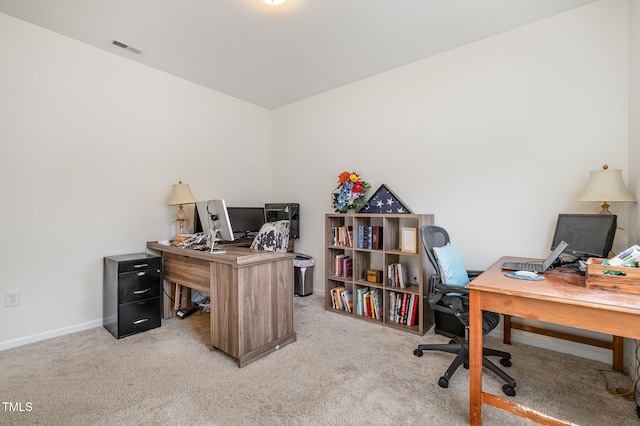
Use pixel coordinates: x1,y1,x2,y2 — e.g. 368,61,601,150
331,225,352,247
332,286,345,310
389,291,397,322
371,226,383,250
371,288,383,319
356,286,369,316
387,263,410,288
362,290,371,317
341,290,353,312
398,293,408,324
408,294,419,327
387,291,417,325
356,225,384,250
332,254,352,278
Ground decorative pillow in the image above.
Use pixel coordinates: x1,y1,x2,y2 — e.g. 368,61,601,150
250,220,290,252
432,243,470,287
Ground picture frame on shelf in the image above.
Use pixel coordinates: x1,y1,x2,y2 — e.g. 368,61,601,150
361,184,413,214
401,227,417,253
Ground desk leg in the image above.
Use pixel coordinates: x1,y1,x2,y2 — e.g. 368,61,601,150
162,278,176,319
613,336,623,372
469,290,483,425
503,314,512,344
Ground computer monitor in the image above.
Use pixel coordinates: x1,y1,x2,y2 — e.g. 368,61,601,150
194,199,234,242
227,207,265,239
550,214,617,259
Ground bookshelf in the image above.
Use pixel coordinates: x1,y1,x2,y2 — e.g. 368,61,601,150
325,213,435,335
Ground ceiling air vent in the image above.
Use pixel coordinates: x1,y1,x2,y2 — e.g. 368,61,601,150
110,39,143,55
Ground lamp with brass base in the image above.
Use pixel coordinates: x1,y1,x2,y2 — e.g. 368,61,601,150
168,181,196,234
576,165,636,214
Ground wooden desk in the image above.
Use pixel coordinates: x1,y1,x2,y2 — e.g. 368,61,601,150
147,242,296,367
468,256,640,425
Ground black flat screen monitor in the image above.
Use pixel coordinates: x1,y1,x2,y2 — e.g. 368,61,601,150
193,199,234,242
550,214,617,259
227,207,266,238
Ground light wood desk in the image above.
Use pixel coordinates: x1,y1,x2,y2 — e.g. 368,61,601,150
468,256,640,425
147,242,296,368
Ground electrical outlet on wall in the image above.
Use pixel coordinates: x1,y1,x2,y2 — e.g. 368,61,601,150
5,290,20,307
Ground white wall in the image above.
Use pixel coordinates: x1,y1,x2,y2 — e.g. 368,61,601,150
0,13,272,346
272,0,632,363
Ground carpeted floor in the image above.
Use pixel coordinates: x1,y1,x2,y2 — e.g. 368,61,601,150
0,295,637,425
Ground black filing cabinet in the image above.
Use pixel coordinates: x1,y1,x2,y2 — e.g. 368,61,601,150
103,253,162,339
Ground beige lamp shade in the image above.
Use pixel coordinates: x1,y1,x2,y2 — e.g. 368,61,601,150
168,181,196,206
168,181,196,234
576,165,636,214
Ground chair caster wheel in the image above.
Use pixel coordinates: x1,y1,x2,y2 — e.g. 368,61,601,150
438,377,449,388
500,358,512,367
413,349,423,357
502,384,516,397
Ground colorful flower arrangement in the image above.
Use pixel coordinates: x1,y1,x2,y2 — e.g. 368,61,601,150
332,171,371,213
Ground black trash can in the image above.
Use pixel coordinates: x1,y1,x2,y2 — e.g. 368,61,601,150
294,255,314,296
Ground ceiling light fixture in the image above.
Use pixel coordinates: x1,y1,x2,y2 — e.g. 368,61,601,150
262,0,286,5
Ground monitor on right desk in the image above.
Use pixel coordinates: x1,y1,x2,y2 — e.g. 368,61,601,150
551,213,617,259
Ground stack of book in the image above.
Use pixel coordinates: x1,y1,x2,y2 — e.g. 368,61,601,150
356,225,383,250
389,291,419,326
329,286,353,312
331,225,352,247
332,254,352,278
354,287,383,319
387,263,410,288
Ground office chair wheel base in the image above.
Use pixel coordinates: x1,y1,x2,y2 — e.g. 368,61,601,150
413,349,423,357
438,377,449,388
500,358,512,367
502,384,516,397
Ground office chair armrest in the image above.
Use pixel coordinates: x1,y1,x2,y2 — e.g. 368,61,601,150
467,270,484,279
434,281,470,296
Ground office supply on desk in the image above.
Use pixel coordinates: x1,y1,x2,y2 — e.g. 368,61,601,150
501,240,568,273
504,271,544,281
413,226,516,396
468,256,640,425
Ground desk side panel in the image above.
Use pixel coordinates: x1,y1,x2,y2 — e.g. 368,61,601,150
236,258,295,355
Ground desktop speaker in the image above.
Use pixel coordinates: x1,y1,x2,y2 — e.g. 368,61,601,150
265,203,299,239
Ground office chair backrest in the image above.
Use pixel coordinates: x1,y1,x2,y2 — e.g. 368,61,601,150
250,220,290,252
420,225,450,282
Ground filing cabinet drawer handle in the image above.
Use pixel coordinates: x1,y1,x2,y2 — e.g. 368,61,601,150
136,271,146,276
133,288,151,295
133,263,149,269
133,318,149,325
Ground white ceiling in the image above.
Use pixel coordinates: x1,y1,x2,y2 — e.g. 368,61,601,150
0,0,598,109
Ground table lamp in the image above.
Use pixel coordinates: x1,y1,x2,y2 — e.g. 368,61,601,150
168,181,196,234
576,165,636,214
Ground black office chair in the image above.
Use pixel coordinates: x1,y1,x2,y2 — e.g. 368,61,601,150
413,225,517,396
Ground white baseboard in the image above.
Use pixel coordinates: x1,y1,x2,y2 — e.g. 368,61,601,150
0,319,103,351
488,328,612,365
318,287,613,365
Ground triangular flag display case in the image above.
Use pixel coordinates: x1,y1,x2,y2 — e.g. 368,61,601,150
325,212,434,335
361,184,413,214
